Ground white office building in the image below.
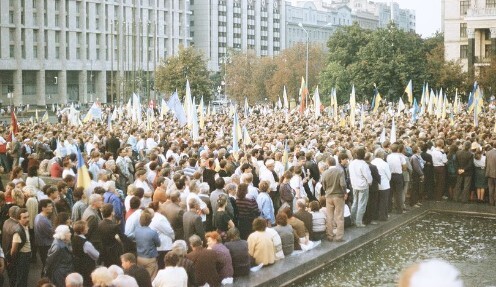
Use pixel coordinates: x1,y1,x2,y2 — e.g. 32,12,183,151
191,0,285,71
443,0,496,75
0,0,191,105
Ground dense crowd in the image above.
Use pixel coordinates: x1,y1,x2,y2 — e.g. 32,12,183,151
0,100,494,287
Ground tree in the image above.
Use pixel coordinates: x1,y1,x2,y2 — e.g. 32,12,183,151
155,45,212,101
266,43,326,103
225,51,260,104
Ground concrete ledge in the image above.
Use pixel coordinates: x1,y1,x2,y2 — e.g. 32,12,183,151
234,201,496,287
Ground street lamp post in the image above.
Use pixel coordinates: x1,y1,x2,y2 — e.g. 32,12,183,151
298,23,309,108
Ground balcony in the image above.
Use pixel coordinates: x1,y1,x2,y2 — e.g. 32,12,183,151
466,7,496,18
474,56,491,66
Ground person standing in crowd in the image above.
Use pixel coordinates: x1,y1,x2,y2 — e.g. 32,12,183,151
149,201,174,270
160,191,184,241
474,145,488,203
454,141,473,203
183,199,205,247
152,252,188,287
420,143,434,200
224,227,250,277
486,141,496,206
8,208,31,287
410,145,425,208
247,217,275,266
256,180,275,226
321,157,347,241
279,171,295,212
72,220,99,287
98,203,124,267
34,199,55,276
82,194,104,252
349,147,372,227
235,183,260,240
121,253,152,287
363,152,381,225
135,209,160,279
45,225,74,287
431,139,448,201
387,143,406,214
186,234,224,287
205,231,234,284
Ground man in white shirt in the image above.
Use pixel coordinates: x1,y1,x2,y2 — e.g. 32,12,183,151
372,149,392,221
348,147,372,227
431,139,448,200
387,143,407,214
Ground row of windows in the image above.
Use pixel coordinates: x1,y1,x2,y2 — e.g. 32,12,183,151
460,44,493,58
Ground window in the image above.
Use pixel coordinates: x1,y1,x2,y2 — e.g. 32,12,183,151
460,0,469,15
487,0,496,8
9,11,14,24
55,47,60,59
460,45,468,58
460,23,467,38
485,44,492,58
485,29,491,40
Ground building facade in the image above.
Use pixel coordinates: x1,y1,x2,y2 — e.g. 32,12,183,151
443,0,496,74
285,1,352,51
0,0,191,105
191,0,285,71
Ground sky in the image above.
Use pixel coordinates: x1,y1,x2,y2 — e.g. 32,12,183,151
379,0,442,38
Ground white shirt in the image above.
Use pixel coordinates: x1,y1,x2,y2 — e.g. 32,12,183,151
387,152,406,174
371,158,392,190
125,209,143,240
348,159,372,190
431,148,448,167
152,266,188,287
134,179,152,208
259,166,278,192
150,213,175,251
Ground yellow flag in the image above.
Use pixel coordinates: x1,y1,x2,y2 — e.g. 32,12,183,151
373,92,382,113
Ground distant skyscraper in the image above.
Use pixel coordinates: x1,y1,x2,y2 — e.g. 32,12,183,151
0,0,191,105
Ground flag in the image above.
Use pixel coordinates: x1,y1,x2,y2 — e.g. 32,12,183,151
405,79,413,105
132,93,141,124
76,149,91,189
390,117,397,143
35,109,39,122
380,127,386,144
299,77,307,114
441,93,447,120
371,84,381,113
232,112,240,152
450,111,455,126
244,97,249,118
332,88,338,121
420,83,425,114
242,125,252,145
191,100,199,141
7,111,19,141
474,97,479,127
314,86,321,118
167,91,187,126
427,88,435,115
412,98,419,122
398,98,405,112
277,97,282,109
160,98,168,120
52,104,56,113
108,113,113,131
283,86,289,110
199,96,205,129
468,82,478,113
185,80,193,128
349,85,356,128
111,107,118,121
282,140,289,171
83,103,102,123
42,111,49,123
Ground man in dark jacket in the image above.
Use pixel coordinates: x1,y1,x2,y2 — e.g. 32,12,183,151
121,252,152,287
454,141,474,203
363,152,381,225
183,199,205,244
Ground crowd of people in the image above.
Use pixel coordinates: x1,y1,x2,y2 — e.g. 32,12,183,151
0,99,494,287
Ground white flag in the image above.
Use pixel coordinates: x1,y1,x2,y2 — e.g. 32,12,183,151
167,91,187,126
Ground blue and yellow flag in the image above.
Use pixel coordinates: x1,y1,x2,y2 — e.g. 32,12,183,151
76,149,91,189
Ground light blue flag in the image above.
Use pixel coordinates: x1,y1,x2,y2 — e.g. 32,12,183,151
412,98,419,123
232,112,240,152
167,91,187,126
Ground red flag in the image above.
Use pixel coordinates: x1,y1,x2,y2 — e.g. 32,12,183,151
7,111,18,142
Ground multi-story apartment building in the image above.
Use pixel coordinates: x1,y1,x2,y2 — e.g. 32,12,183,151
0,0,191,105
191,0,285,72
285,1,352,51
443,0,496,75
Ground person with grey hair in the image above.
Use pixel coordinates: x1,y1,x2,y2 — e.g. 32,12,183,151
171,240,195,286
112,274,139,287
197,182,213,231
45,225,74,287
183,198,205,246
82,194,103,251
90,266,114,287
371,148,392,221
65,272,84,287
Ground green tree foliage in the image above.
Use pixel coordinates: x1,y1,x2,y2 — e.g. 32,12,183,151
155,45,212,101
320,24,468,104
